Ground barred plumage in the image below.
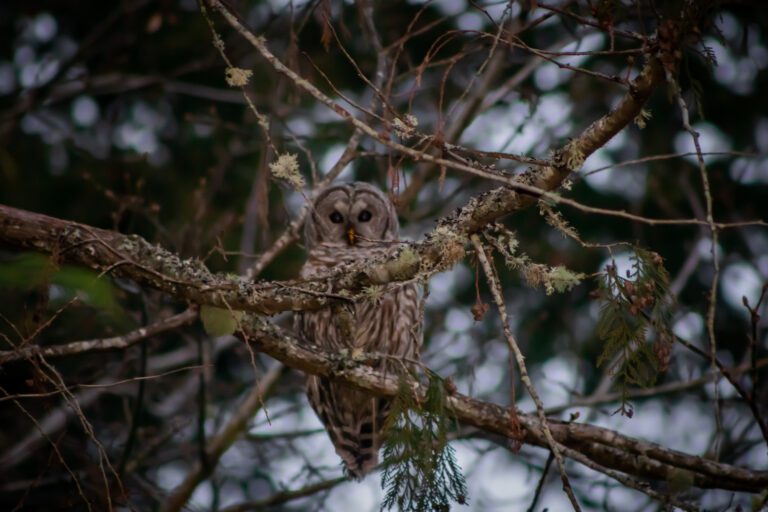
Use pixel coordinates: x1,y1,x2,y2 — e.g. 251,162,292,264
294,182,422,479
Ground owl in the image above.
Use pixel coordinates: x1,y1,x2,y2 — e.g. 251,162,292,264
294,182,422,479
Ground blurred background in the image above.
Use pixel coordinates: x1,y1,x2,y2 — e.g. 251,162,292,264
0,0,766,510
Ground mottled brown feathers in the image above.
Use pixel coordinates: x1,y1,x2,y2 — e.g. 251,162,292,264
294,182,422,479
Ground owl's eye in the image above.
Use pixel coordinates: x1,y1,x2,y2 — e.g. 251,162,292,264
357,210,372,222
329,211,344,224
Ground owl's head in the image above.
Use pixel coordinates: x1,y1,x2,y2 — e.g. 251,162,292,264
305,182,398,249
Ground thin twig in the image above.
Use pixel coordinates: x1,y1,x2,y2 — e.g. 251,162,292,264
671,76,723,458
581,151,757,177
672,333,768,448
0,308,197,364
743,284,767,403
471,234,581,511
546,357,768,415
219,476,347,512
0,387,93,511
160,363,285,512
526,451,554,512
13,354,123,510
0,364,209,402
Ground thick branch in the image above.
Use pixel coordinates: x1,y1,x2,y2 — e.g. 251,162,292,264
241,315,768,494
441,57,664,235
0,204,346,315
0,205,765,494
0,206,768,492
0,204,459,315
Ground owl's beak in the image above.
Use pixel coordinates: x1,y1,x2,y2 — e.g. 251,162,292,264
346,226,357,245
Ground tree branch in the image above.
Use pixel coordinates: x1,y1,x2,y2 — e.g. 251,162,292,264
208,0,667,238
219,476,347,512
472,234,581,511
0,308,198,364
160,363,285,512
239,314,767,493
1,205,766,495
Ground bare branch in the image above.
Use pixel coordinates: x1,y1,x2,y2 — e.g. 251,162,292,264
219,476,347,512
0,308,197,364
472,234,581,511
160,363,285,512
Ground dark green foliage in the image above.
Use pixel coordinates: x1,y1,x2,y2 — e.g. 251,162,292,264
0,253,121,318
380,374,468,512
595,248,674,416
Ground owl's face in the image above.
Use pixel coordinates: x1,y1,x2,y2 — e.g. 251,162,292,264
305,182,398,248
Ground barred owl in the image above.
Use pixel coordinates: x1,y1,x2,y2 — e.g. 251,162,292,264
294,182,421,479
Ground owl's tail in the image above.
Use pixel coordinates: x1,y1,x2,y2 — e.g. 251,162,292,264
336,419,380,480
310,378,391,480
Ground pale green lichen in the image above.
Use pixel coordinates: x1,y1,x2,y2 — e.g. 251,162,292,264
118,234,146,255
561,140,585,171
384,247,421,281
634,108,652,129
393,114,418,139
269,152,305,189
499,229,519,256
225,67,253,87
545,266,585,295
362,284,385,304
539,203,581,242
487,227,584,295
212,33,225,52
429,226,467,271
255,112,270,132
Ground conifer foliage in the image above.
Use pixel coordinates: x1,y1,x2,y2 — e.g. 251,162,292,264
595,249,674,416
380,374,468,511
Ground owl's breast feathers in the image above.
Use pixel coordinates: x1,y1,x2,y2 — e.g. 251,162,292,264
298,242,421,355
300,242,390,277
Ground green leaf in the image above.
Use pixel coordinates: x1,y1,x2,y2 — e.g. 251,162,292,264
752,489,768,512
666,468,695,494
200,305,243,336
0,253,119,315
